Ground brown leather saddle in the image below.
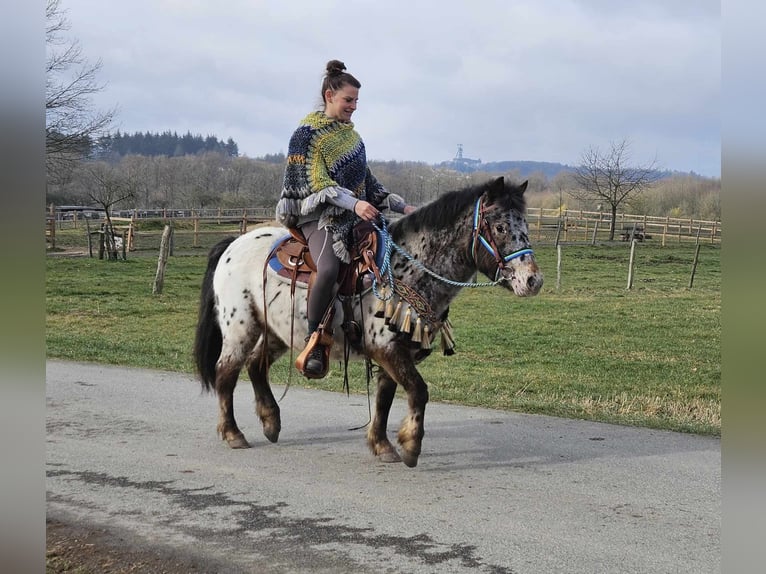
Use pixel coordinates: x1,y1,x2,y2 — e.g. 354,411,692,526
268,222,382,297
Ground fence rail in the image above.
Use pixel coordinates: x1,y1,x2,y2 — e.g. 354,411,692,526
525,207,721,245
46,205,722,256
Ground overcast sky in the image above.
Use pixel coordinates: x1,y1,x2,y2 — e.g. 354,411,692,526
57,0,720,177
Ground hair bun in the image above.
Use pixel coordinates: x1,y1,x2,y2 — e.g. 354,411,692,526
326,59,347,76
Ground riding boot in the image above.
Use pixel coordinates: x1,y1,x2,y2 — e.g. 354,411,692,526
295,328,333,379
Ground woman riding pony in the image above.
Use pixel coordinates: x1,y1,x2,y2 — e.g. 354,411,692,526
276,59,415,378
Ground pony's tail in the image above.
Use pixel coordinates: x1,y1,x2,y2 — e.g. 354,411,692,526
193,236,237,393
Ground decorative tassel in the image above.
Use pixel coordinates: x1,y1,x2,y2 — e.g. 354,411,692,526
411,316,422,343
390,301,403,326
384,297,396,324
400,306,412,334
374,287,388,318
421,324,431,349
440,320,456,356
388,300,403,333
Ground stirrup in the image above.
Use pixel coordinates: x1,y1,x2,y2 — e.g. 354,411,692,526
295,330,333,379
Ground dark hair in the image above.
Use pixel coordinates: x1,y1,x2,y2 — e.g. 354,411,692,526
321,60,361,103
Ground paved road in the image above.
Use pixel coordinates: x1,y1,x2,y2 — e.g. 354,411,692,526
46,360,720,573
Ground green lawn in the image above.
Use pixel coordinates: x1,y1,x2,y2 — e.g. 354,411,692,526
46,241,720,435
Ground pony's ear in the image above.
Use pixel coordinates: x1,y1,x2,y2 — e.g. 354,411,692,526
519,180,529,194
485,176,505,205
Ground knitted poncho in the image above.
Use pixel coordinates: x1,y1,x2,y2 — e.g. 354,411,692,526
276,111,390,262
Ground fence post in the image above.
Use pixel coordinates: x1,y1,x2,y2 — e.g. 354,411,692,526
98,224,105,260
536,210,542,241
591,219,599,246
153,225,173,295
47,205,56,250
689,244,701,289
556,244,562,290
627,239,637,290
193,212,200,248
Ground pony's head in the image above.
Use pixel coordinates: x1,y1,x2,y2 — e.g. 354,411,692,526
472,177,543,296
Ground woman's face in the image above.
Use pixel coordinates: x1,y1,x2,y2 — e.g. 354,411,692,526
324,84,359,122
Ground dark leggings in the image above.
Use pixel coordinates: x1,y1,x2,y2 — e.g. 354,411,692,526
300,220,340,331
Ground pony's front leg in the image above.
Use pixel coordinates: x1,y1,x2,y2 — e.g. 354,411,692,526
376,351,429,468
397,371,429,467
215,363,250,449
367,371,402,463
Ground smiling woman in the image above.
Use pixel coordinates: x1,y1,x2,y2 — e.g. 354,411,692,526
276,59,417,379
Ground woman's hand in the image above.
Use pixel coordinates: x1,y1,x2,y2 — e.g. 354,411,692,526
403,205,417,215
354,200,380,221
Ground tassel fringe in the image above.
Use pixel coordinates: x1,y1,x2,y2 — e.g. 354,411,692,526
401,307,412,334
440,318,456,355
390,301,403,325
384,297,395,323
421,324,431,349
412,317,422,343
374,286,389,318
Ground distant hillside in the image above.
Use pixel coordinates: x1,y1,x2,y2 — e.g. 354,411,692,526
437,158,682,180
482,160,576,178
438,158,575,178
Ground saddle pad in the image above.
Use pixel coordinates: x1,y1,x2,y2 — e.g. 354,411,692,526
267,234,291,273
267,234,312,285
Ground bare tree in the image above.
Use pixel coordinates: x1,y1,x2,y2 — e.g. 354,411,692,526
78,162,134,259
46,0,116,179
570,139,660,240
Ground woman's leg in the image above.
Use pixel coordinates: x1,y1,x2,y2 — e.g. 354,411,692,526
295,221,340,377
301,221,340,333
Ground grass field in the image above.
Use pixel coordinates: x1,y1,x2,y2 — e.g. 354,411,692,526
46,238,720,435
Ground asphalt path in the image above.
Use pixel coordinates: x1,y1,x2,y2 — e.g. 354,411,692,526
46,360,720,573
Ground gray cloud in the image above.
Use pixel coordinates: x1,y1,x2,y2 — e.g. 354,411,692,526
61,0,720,176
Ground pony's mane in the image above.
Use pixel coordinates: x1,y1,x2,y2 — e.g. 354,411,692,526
391,178,527,235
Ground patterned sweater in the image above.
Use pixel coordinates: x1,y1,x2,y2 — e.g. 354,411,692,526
276,111,399,262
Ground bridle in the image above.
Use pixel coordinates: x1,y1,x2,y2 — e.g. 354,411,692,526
471,196,534,281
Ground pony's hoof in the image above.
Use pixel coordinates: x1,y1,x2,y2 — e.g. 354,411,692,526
401,451,419,468
226,435,250,449
378,450,402,463
263,427,280,443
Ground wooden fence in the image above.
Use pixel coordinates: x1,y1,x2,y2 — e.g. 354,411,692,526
46,205,721,255
525,208,721,245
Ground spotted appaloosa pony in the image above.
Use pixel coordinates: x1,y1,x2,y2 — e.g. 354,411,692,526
193,176,543,467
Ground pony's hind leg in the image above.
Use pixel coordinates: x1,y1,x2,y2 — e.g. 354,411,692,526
215,362,250,449
246,334,287,443
215,313,259,449
367,370,402,463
